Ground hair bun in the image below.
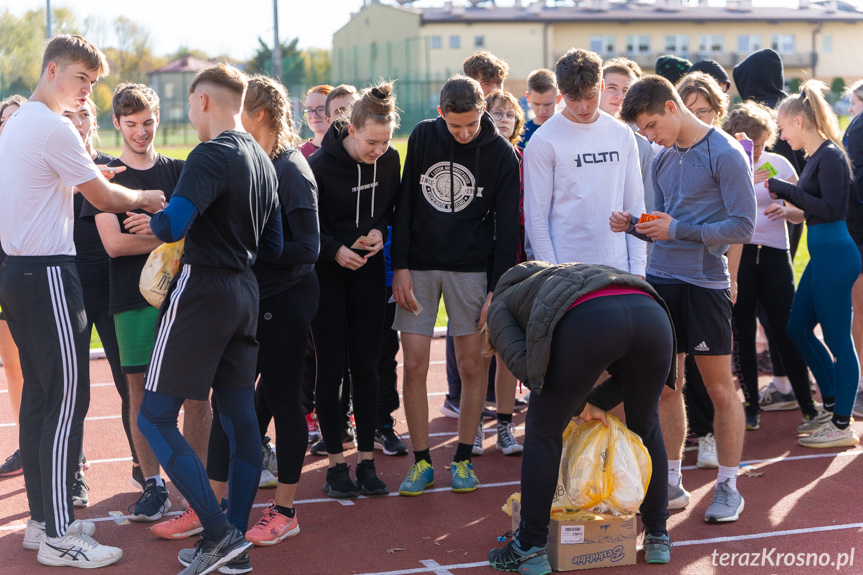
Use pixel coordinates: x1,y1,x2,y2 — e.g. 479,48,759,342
371,87,386,100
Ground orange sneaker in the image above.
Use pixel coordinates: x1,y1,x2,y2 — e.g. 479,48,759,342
150,506,203,539
245,501,299,546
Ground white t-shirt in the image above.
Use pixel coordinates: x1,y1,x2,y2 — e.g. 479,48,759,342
751,151,796,250
0,102,100,256
523,111,646,275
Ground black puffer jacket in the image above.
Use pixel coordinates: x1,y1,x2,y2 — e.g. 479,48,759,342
487,261,677,396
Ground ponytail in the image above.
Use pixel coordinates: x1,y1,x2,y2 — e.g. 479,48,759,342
778,79,851,173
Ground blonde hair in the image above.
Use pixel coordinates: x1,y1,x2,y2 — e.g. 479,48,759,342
350,80,400,131
189,63,247,98
244,75,297,158
676,72,728,121
485,90,525,147
722,101,777,149
778,79,850,170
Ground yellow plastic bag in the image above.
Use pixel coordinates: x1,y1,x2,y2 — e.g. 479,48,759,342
139,239,184,309
556,415,652,516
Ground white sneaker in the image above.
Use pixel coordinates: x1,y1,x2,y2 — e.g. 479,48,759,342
259,468,277,489
472,423,484,456
24,519,95,551
496,422,523,455
37,520,122,568
696,433,719,469
797,407,832,434
798,420,860,448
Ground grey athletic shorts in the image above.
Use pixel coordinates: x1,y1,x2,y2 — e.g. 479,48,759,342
393,269,486,337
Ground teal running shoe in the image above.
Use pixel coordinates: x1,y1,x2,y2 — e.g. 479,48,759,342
450,460,478,493
398,460,434,496
643,532,671,564
488,537,551,574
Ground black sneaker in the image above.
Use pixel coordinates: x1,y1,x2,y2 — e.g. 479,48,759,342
179,525,253,575
374,425,408,456
354,459,389,496
179,547,252,575
0,448,23,476
129,478,172,521
130,464,145,492
72,471,89,507
322,462,359,499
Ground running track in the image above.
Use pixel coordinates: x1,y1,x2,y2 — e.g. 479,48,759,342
1,338,861,574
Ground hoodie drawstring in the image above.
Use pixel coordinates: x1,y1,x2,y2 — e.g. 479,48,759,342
354,159,379,228
355,164,362,228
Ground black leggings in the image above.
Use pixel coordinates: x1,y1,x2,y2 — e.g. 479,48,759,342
518,294,672,548
81,280,137,465
208,273,319,484
732,245,813,417
311,255,385,454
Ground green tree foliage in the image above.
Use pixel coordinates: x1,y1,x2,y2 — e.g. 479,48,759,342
0,7,80,97
303,49,332,87
247,37,305,86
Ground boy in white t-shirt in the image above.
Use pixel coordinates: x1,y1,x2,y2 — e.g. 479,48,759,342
523,48,646,275
0,35,163,569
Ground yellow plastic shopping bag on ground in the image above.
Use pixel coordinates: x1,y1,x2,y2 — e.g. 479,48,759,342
556,415,652,516
139,239,184,309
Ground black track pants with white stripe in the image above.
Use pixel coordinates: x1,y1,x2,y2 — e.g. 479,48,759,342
0,256,90,538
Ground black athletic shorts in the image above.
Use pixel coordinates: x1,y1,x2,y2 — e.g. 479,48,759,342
144,264,259,401
651,281,732,356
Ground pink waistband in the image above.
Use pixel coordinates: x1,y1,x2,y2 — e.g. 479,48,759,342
567,285,652,312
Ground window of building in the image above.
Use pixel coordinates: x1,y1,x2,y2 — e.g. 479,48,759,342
698,34,724,53
771,34,795,54
590,35,616,55
823,33,833,54
449,35,460,49
664,34,689,54
626,35,650,54
737,34,762,53
164,82,175,99
474,35,485,49
430,35,442,50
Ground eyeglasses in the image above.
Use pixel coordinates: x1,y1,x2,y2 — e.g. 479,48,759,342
490,109,517,122
303,106,326,118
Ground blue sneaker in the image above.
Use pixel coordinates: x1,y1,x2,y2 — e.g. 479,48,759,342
643,532,671,564
129,479,172,521
398,460,434,496
450,460,478,493
488,536,551,574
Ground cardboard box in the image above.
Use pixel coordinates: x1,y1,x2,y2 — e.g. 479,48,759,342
511,498,637,571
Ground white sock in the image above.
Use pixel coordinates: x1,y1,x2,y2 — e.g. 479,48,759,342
667,460,682,486
772,376,792,395
145,475,164,488
717,465,738,491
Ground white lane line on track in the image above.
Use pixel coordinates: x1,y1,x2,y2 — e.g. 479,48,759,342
0,480,522,532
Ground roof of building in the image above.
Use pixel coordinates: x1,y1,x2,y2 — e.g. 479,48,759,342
149,56,215,75
411,0,863,24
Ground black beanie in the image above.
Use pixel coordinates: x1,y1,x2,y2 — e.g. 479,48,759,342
655,55,693,85
688,59,730,87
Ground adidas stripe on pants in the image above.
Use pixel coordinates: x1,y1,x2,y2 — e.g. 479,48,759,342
0,256,90,538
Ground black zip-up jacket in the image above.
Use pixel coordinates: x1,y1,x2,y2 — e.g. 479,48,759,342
391,113,520,291
308,120,400,262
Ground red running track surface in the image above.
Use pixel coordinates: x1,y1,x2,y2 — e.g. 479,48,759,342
1,338,862,574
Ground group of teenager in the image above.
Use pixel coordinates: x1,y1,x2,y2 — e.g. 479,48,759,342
0,33,861,575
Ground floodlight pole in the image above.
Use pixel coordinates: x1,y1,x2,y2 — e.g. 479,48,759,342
46,0,51,38
273,0,282,79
